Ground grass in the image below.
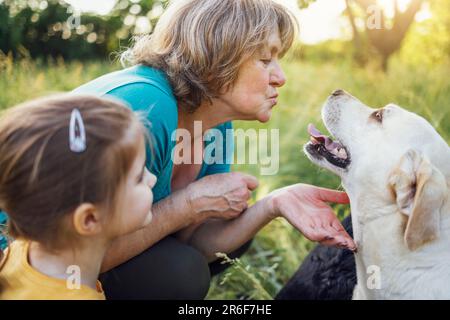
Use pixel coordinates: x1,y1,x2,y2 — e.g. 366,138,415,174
0,52,449,299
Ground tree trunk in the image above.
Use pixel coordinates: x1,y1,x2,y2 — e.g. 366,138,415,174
350,0,424,70
345,0,366,66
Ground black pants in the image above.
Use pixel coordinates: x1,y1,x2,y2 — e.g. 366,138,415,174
99,236,253,300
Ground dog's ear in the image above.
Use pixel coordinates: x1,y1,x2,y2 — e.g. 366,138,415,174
388,149,447,251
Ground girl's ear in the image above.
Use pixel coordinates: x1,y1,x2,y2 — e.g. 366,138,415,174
72,203,103,236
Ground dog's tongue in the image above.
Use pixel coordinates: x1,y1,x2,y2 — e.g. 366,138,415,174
307,123,348,160
308,124,340,150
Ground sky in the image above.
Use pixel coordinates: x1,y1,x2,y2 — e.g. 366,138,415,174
64,0,430,45
64,0,117,15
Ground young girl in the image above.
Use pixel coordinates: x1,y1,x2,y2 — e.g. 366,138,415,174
0,94,156,299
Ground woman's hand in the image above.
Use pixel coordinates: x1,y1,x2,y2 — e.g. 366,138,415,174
267,183,356,251
185,172,259,224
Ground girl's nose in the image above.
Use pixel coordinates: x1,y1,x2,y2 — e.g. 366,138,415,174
146,169,157,188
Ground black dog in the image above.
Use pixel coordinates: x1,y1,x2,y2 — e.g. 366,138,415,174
275,215,356,300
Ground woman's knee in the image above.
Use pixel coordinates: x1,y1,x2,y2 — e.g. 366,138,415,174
166,242,211,299
100,236,211,300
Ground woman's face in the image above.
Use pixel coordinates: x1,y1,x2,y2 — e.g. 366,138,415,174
218,29,286,123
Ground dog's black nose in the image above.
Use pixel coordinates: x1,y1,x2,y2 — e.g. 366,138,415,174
331,89,345,96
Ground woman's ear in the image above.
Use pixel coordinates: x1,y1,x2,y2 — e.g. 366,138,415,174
72,203,103,237
389,149,447,251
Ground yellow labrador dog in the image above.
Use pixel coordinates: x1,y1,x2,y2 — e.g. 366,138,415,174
304,89,450,299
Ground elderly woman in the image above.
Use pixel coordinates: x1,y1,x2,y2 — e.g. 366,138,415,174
74,0,356,299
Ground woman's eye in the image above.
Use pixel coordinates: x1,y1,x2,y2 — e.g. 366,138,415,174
261,58,271,66
372,110,383,123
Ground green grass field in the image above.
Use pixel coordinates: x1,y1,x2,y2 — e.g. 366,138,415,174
1,53,449,299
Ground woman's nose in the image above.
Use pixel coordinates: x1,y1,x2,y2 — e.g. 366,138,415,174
270,62,286,87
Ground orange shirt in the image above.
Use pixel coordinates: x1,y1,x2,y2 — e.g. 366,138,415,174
0,240,105,300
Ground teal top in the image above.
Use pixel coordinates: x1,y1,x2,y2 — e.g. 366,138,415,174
73,64,234,202
0,64,234,249
0,211,7,249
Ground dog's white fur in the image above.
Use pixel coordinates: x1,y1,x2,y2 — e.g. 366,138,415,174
304,91,450,299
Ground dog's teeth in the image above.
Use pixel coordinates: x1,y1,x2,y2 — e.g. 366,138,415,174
337,148,348,159
330,147,348,159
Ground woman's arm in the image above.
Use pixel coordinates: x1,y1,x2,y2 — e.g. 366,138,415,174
187,197,273,262
101,188,195,273
188,184,357,262
100,172,258,273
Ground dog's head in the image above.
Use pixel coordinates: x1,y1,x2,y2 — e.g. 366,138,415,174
304,90,450,251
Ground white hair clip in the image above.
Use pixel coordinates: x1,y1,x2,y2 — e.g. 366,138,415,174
69,108,86,153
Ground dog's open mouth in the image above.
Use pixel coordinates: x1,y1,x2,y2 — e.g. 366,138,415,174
305,124,351,169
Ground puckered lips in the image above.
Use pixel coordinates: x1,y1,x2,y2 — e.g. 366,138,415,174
305,123,351,169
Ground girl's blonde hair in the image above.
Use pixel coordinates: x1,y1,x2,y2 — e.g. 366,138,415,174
123,0,298,112
0,94,147,251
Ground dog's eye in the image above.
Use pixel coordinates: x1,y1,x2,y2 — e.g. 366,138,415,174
371,109,384,123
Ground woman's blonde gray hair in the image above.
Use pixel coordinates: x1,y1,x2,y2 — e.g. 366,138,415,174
122,0,298,112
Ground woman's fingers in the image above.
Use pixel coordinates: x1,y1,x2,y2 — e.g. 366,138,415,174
317,188,350,204
306,223,356,251
331,217,345,232
323,221,355,249
319,238,353,249
311,216,325,229
240,173,259,191
301,226,323,242
333,233,356,251
289,215,356,251
270,183,356,251
320,235,356,251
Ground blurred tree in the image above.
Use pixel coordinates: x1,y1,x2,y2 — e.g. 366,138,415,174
345,0,424,70
400,0,450,66
109,0,167,40
297,0,316,9
0,0,167,60
1,0,114,59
